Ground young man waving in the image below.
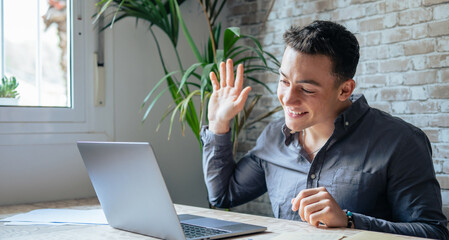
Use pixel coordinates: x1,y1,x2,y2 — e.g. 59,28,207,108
201,21,449,239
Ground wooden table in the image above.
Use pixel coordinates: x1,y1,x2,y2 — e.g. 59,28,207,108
0,198,424,239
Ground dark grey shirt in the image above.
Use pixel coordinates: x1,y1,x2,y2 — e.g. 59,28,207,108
201,95,449,239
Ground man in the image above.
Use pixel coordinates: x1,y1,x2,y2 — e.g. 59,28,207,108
201,20,449,239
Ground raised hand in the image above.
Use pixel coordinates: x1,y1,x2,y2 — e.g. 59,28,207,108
208,59,252,134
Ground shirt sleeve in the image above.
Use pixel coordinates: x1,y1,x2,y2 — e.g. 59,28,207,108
201,126,267,208
352,129,449,239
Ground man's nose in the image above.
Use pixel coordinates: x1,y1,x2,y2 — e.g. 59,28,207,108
283,88,300,106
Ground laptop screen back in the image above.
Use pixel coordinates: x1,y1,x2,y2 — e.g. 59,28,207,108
77,141,186,240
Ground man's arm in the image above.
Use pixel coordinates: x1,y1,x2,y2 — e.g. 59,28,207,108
352,129,449,239
352,213,448,239
201,126,267,208
202,58,266,208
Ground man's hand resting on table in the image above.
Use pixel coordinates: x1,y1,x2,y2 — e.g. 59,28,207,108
291,187,348,228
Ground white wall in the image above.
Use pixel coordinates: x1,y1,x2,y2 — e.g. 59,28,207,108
0,0,208,208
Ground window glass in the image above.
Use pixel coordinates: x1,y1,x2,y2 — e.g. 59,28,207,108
1,0,70,107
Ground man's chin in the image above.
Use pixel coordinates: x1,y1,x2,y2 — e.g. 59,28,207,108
285,122,304,133
284,115,308,132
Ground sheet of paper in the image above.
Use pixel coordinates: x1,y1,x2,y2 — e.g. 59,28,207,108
0,209,108,226
4,221,95,226
345,231,406,240
270,232,345,240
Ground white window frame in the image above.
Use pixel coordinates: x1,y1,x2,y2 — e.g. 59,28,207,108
0,0,106,143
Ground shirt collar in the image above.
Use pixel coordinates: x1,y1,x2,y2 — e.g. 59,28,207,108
280,94,370,146
282,124,297,146
336,94,370,130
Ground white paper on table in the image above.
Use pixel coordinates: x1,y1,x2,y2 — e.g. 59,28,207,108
0,209,108,226
270,232,345,240
4,221,97,226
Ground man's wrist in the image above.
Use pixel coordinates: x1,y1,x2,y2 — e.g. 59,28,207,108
343,209,355,228
208,121,230,134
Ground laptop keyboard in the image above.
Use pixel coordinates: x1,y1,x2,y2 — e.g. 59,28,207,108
181,223,231,239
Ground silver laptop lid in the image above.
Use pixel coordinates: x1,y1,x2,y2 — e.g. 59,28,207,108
77,141,186,240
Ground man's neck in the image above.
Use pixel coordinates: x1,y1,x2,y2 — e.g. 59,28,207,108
304,123,334,148
303,99,353,150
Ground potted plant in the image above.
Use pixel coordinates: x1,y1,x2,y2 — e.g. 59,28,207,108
95,0,281,155
0,76,19,105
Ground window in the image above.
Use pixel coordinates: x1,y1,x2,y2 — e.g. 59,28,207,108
0,0,86,124
1,0,70,107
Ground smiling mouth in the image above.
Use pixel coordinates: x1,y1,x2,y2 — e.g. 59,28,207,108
287,108,308,117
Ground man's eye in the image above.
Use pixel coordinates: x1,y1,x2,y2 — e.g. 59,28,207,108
302,88,314,94
280,79,289,85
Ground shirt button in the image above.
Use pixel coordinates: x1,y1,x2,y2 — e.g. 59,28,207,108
310,174,316,180
345,121,349,126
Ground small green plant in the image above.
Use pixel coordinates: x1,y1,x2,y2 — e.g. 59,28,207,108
0,76,19,98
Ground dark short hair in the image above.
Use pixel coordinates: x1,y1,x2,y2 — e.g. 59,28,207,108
283,20,360,86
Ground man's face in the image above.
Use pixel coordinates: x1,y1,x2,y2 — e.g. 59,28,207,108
277,47,344,132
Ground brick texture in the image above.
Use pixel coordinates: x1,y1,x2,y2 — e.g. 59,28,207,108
429,20,449,37
226,0,449,216
398,8,432,26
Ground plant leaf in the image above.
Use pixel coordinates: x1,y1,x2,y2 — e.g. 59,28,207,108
242,34,263,52
178,62,202,93
201,63,215,100
142,86,174,123
246,76,273,94
141,71,178,110
156,100,179,132
199,91,211,130
211,0,227,26
168,100,184,140
240,95,261,131
174,0,202,62
168,0,179,46
216,49,224,64
245,106,283,127
223,27,240,54
93,0,115,24
263,50,281,68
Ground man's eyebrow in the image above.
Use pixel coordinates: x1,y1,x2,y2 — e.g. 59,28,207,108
295,79,321,87
279,69,321,87
279,69,287,78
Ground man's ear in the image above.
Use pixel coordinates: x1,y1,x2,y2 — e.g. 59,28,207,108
338,79,355,101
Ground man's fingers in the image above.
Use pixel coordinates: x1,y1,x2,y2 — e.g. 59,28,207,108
234,86,251,111
303,200,328,225
298,191,327,221
309,210,324,227
298,196,319,221
210,72,219,92
220,61,226,88
226,59,235,87
292,187,324,211
234,64,244,92
308,206,331,227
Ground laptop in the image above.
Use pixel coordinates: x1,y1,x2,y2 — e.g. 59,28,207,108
77,141,267,240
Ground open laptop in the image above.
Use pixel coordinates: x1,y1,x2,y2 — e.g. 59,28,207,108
77,141,266,240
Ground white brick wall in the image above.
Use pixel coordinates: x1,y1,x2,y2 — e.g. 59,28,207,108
226,0,449,217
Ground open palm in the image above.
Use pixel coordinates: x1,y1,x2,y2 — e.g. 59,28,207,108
208,59,252,134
